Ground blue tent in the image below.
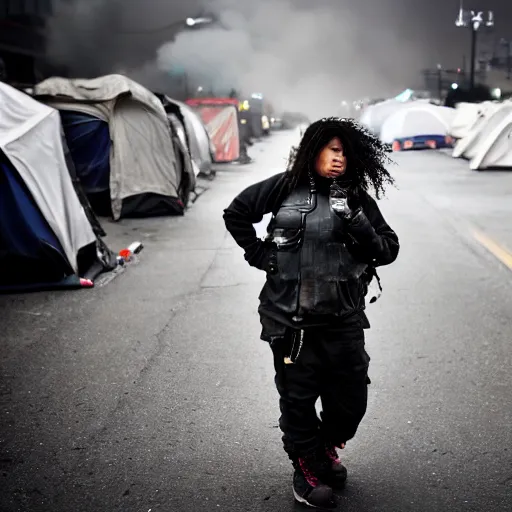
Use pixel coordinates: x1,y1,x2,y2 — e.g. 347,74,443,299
0,153,72,287
59,111,111,195
0,81,117,293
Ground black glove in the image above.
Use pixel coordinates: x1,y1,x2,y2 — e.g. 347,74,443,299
330,184,362,220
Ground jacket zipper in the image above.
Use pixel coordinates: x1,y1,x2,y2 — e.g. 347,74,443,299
292,187,316,323
292,234,303,323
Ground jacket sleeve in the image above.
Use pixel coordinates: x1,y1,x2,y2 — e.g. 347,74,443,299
223,173,287,270
345,193,399,266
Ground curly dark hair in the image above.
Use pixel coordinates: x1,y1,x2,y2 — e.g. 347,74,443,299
286,117,395,199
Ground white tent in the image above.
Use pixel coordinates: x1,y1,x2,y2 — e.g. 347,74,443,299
468,109,512,170
452,103,512,160
360,100,407,135
35,75,182,220
0,81,96,273
449,102,483,139
380,104,456,144
360,99,431,136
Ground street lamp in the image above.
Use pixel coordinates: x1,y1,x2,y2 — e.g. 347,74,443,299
119,16,213,35
186,17,213,27
455,2,494,91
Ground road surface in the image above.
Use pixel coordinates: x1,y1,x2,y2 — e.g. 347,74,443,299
1,131,511,512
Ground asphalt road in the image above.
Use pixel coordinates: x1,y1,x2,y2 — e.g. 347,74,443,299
1,131,511,512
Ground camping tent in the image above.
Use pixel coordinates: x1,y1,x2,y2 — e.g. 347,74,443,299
452,103,510,159
449,102,486,140
468,109,512,170
155,94,215,178
451,103,512,169
380,104,456,150
360,99,417,136
34,75,188,220
0,81,116,292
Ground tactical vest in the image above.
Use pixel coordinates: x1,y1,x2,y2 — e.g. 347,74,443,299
260,181,368,321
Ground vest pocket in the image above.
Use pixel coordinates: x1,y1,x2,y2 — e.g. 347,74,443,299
336,278,363,313
263,230,302,315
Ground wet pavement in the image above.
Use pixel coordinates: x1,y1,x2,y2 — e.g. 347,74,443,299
1,131,511,512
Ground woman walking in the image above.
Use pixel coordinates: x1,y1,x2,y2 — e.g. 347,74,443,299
223,117,399,509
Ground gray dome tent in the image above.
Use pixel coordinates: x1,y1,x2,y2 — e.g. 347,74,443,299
34,75,190,220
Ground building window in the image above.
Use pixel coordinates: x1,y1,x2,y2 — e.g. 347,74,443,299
4,0,53,17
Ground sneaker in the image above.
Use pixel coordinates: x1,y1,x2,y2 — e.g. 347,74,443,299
323,445,348,488
292,456,337,509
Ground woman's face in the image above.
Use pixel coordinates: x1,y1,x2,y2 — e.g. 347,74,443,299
314,137,347,179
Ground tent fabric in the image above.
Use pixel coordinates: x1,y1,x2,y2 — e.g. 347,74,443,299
35,75,180,220
360,100,411,135
59,111,111,194
452,103,511,159
157,95,214,176
179,103,214,174
468,110,512,170
0,82,97,272
168,114,196,205
449,102,482,139
0,156,71,285
380,105,456,144
360,99,433,136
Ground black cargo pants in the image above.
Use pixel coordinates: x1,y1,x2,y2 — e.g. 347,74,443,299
270,317,370,460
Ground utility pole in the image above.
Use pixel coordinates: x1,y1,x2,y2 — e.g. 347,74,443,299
455,2,494,91
508,42,511,80
469,23,478,89
437,64,443,100
500,39,512,80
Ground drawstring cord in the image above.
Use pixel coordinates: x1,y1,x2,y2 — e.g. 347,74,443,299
284,329,305,365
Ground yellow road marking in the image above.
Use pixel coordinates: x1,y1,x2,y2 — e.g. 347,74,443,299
472,230,512,271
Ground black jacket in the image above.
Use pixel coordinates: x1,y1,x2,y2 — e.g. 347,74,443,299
223,172,399,337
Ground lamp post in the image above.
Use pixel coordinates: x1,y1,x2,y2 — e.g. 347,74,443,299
455,3,494,91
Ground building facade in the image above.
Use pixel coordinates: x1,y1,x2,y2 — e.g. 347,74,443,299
0,0,54,85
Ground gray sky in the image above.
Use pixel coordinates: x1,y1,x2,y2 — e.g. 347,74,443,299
46,0,512,117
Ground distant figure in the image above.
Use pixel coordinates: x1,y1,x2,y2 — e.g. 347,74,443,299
0,57,7,82
223,117,399,509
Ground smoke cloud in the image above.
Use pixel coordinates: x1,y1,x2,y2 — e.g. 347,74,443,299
45,0,459,119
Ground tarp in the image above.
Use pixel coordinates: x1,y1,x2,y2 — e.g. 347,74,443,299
35,75,182,220
0,82,97,273
452,103,509,159
186,98,240,163
380,105,456,144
